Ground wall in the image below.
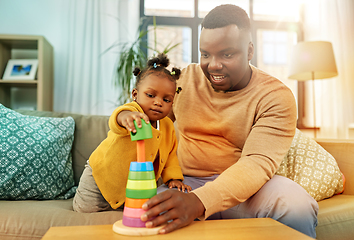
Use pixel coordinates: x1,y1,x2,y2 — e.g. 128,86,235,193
0,0,139,115
0,0,68,107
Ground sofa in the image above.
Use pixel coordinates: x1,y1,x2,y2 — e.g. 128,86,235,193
0,109,353,240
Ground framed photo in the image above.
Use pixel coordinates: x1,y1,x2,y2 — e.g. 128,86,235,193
2,59,38,80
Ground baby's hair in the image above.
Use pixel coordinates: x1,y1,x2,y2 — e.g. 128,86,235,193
133,53,182,93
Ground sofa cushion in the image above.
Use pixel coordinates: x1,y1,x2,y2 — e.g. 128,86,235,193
0,104,76,200
317,194,354,240
15,109,111,186
276,129,344,201
316,139,354,195
0,199,123,240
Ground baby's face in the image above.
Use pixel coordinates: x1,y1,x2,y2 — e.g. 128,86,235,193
134,73,176,123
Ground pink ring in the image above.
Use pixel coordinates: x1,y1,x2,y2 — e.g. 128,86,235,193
122,215,146,228
123,206,146,218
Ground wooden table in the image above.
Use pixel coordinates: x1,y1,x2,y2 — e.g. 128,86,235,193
42,218,313,240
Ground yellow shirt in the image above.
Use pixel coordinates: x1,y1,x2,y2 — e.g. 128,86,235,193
90,102,183,209
173,64,297,219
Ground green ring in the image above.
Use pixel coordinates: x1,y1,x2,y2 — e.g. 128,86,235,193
128,171,155,180
125,188,157,199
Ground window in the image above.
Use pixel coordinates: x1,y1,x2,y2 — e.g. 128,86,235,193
252,0,301,22
147,25,191,69
260,30,289,65
144,0,194,17
140,0,304,119
198,0,249,18
256,29,298,100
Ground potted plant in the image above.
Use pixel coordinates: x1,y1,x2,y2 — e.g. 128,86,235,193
107,16,180,105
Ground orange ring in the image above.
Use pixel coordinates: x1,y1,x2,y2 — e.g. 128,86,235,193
125,198,149,208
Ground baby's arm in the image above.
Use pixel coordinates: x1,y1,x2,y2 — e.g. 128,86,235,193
117,110,150,133
167,179,192,193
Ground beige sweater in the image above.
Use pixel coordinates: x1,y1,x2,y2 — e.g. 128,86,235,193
173,64,297,219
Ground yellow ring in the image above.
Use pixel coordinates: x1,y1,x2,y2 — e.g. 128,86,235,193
126,179,156,190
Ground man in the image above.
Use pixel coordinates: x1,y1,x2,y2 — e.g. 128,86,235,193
141,4,319,238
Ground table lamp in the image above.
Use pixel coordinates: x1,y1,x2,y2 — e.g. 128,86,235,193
288,41,338,138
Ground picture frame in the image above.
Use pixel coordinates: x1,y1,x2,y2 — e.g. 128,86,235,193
2,59,38,80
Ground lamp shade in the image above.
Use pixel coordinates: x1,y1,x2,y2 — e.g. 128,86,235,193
288,41,338,81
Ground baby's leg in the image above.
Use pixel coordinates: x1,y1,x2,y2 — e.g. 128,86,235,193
73,160,115,213
156,175,218,194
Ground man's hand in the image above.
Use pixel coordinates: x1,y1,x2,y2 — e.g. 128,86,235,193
141,190,205,234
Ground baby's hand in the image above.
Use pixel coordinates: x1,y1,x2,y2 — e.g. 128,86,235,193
167,179,192,193
117,111,149,133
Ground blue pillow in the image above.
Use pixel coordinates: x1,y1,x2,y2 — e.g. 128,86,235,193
0,104,77,200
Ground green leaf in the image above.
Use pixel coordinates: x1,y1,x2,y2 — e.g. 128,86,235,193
107,15,181,105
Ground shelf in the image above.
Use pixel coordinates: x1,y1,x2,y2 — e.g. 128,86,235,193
0,80,37,89
0,39,38,50
0,34,53,111
0,80,37,84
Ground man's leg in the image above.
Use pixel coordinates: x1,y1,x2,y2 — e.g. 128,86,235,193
158,175,318,238
219,175,318,238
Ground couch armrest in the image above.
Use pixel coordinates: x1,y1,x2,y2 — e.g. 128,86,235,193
316,139,354,195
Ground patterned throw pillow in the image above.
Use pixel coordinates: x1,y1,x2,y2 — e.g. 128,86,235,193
0,104,77,200
276,129,344,201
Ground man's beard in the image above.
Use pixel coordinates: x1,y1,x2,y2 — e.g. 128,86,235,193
211,84,234,93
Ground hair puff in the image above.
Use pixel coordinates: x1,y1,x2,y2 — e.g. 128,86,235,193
171,67,181,80
147,53,170,68
133,53,181,89
133,67,141,76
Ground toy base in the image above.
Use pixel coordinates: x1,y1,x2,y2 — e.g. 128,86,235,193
113,220,164,236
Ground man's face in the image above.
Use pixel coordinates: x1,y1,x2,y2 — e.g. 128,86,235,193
199,24,254,92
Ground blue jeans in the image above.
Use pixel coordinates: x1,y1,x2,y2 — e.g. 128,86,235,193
157,175,318,239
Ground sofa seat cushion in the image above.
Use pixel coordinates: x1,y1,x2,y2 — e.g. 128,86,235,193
0,199,123,240
317,194,354,240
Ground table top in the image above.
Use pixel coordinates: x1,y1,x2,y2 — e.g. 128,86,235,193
42,218,313,240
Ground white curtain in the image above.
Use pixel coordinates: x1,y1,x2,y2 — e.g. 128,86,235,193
54,0,139,115
303,0,354,138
